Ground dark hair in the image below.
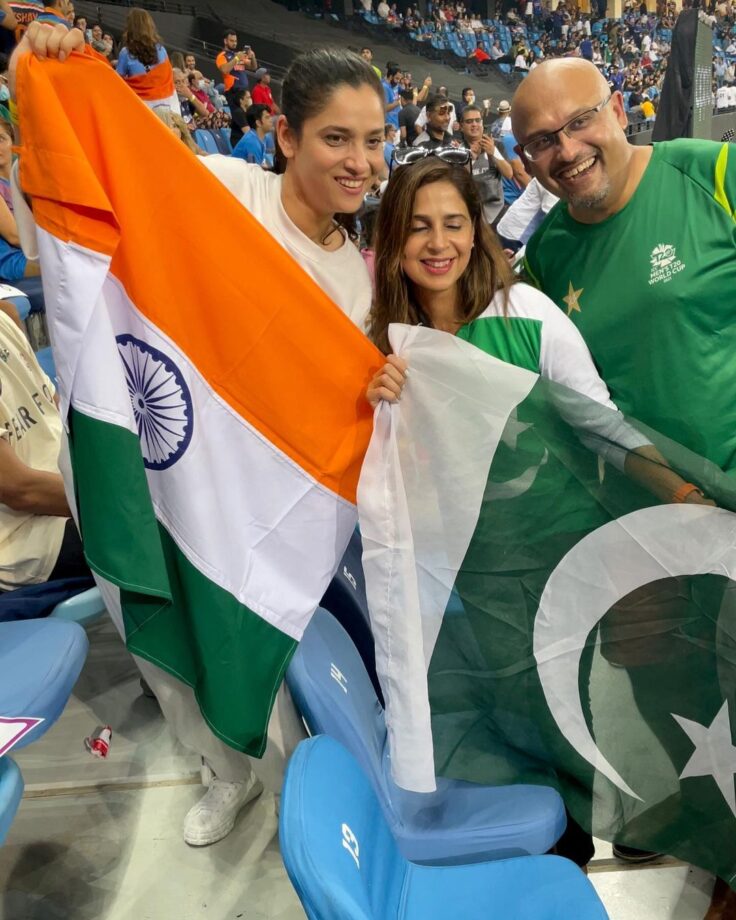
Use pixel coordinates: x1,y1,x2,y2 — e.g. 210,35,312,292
223,28,237,42
122,8,161,68
399,89,414,102
246,103,271,130
425,92,449,113
384,123,395,138
462,86,474,95
460,103,483,121
386,66,401,79
369,158,514,354
274,48,384,241
231,87,249,107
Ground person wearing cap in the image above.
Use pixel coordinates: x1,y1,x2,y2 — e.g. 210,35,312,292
490,99,531,210
492,100,512,137
251,66,280,115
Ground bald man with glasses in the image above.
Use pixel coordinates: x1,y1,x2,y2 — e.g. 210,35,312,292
513,58,736,920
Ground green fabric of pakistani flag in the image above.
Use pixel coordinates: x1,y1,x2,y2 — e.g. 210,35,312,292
358,324,736,886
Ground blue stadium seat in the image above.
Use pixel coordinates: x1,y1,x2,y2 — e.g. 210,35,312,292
280,735,609,920
1,294,31,322
193,129,219,155
0,618,88,749
50,587,106,626
14,277,45,315
0,757,23,846
318,528,380,701
286,607,567,866
217,128,233,154
34,345,56,383
212,129,231,155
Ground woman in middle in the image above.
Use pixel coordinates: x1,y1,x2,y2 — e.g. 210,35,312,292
367,153,622,410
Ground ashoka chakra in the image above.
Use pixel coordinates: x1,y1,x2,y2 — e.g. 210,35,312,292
116,334,193,471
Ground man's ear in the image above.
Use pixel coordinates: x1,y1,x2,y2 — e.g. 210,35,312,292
514,144,532,172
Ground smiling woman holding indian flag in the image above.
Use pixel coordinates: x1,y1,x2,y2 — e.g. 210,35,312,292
5,21,389,848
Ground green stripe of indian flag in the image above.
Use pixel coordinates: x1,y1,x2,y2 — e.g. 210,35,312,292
358,324,537,793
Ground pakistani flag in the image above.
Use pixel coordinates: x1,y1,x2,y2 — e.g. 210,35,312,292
16,54,379,755
359,325,736,885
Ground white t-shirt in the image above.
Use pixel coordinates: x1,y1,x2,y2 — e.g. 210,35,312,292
0,313,66,589
497,178,559,244
201,158,372,331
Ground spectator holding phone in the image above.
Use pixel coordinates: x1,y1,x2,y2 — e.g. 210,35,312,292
216,30,257,107
459,104,512,224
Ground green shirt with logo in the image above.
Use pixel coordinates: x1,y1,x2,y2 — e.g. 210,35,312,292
524,139,736,471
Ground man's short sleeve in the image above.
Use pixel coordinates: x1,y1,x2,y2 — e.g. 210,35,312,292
215,51,227,72
714,141,736,219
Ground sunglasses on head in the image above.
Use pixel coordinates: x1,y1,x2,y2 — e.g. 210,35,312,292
391,146,472,173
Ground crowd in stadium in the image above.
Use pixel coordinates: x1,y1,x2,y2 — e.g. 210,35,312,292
1,0,736,917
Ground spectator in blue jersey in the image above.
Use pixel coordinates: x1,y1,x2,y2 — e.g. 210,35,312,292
116,8,169,80
231,103,272,166
383,122,396,172
382,65,402,131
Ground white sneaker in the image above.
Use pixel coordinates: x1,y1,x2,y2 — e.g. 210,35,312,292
183,772,264,847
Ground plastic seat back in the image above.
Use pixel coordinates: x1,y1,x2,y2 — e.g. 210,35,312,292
212,129,231,155
193,129,218,154
0,758,23,846
280,736,405,920
319,528,382,701
286,608,386,784
0,619,88,748
50,587,106,626
217,127,233,154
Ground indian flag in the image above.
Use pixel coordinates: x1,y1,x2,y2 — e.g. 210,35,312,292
360,324,736,885
16,53,380,755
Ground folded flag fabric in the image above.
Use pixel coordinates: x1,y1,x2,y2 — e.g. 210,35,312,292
125,58,176,103
360,324,736,884
16,53,380,756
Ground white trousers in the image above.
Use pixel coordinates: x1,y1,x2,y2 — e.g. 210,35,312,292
99,578,307,790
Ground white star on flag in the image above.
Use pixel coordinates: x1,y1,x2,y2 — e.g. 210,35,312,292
672,701,736,817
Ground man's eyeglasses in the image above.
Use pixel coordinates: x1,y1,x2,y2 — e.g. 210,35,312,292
520,95,613,162
391,146,472,176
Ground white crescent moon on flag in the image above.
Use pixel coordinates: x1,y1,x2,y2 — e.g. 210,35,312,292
533,505,736,800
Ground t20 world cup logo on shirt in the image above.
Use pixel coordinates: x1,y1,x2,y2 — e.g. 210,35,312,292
648,243,686,286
